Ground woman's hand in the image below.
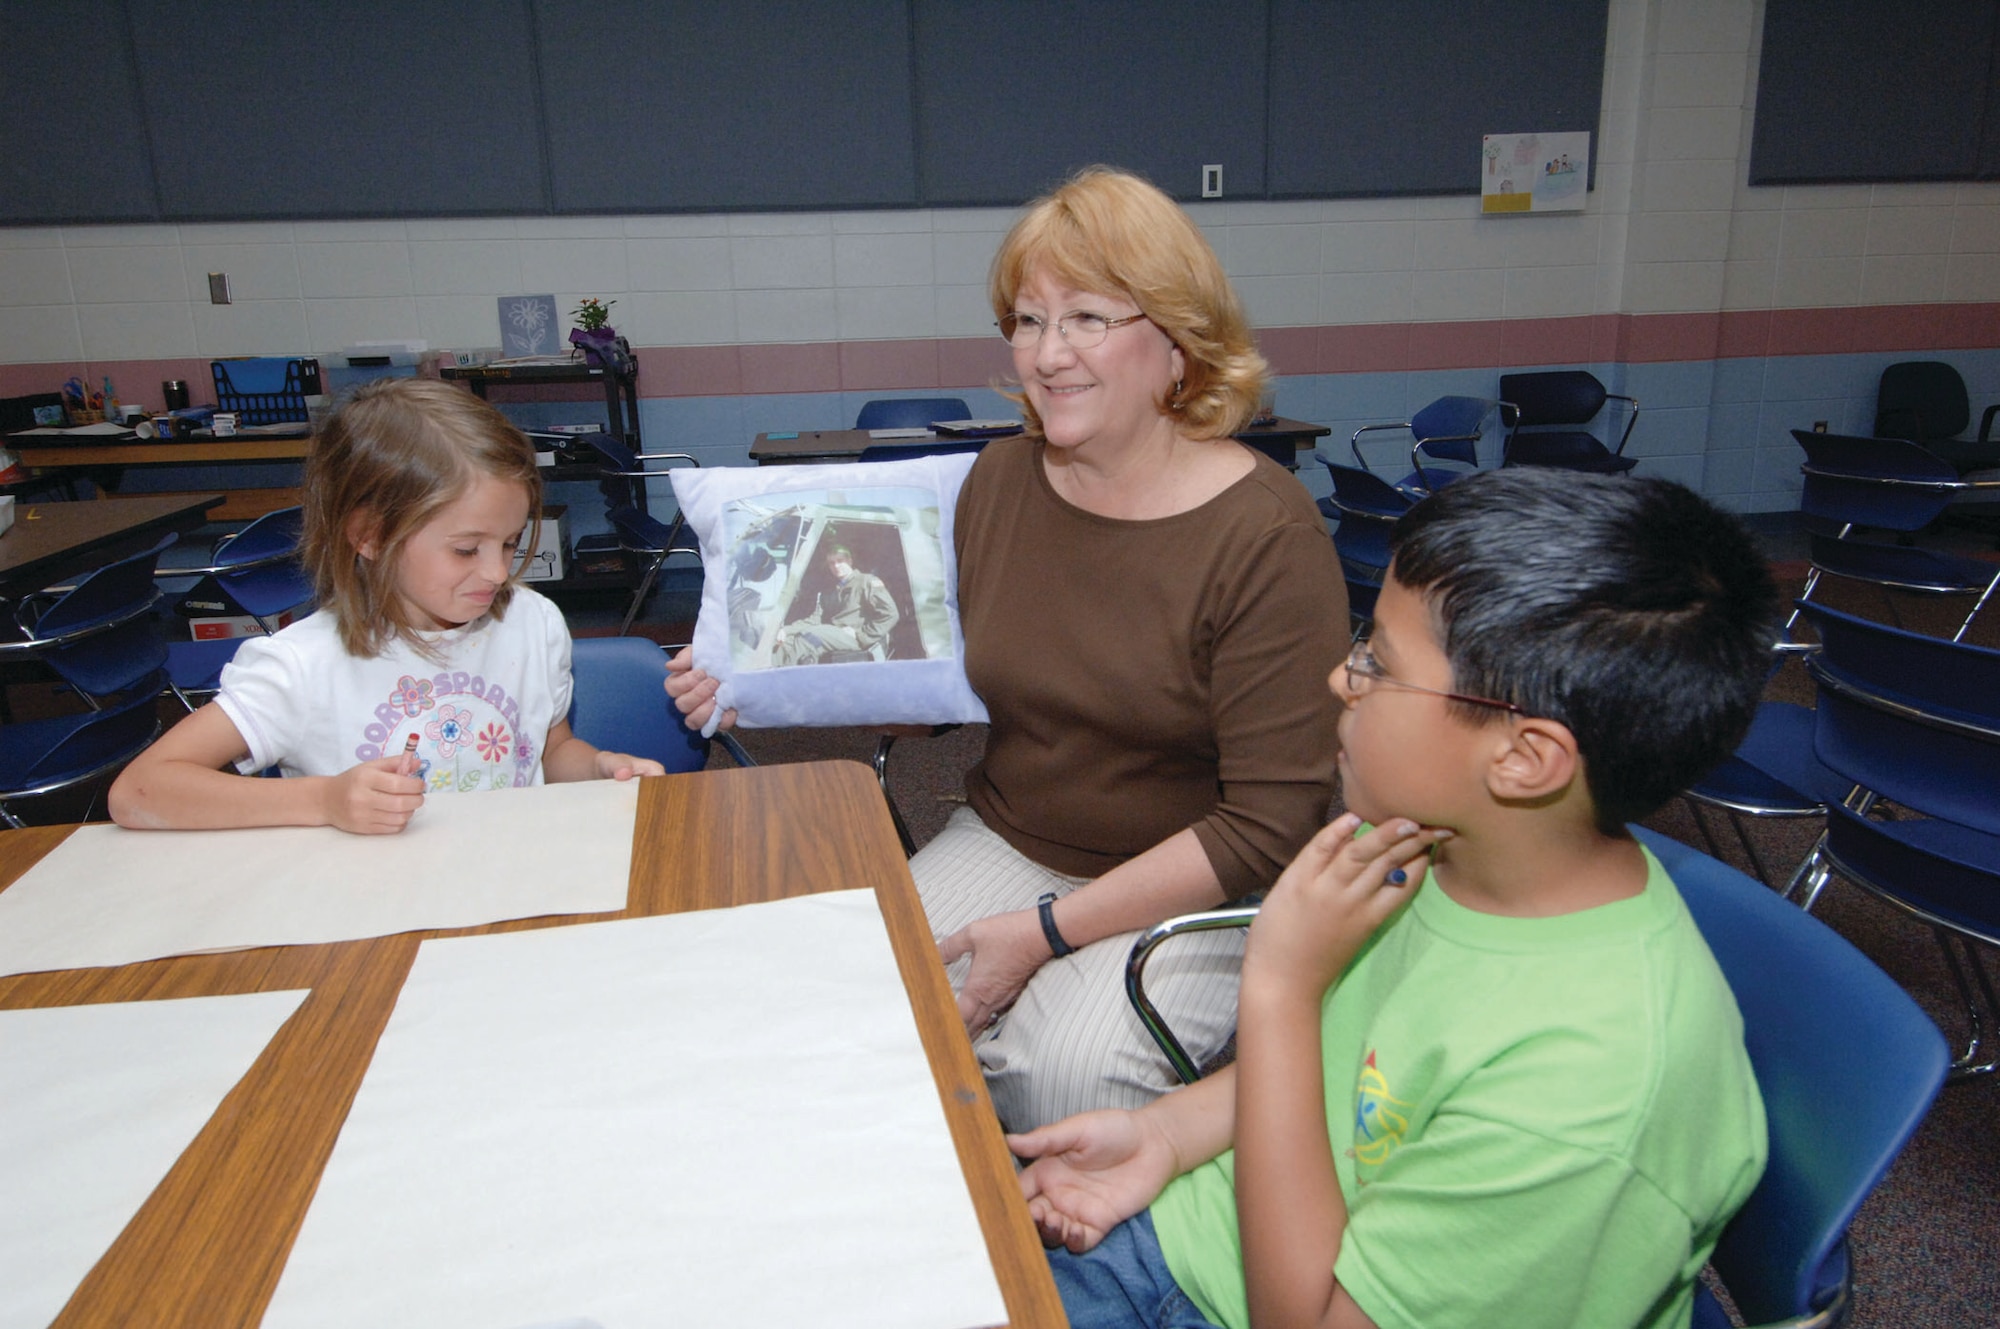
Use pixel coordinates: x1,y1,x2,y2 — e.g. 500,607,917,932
1247,813,1452,999
320,756,426,835
938,906,1052,1034
664,646,737,734
1009,1109,1179,1253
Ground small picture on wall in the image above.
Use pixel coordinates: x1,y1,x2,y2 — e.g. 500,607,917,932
498,294,559,357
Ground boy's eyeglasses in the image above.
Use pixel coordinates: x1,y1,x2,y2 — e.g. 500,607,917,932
997,310,1149,349
1343,639,1525,715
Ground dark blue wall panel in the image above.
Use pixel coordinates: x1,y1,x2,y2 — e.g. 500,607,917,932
915,0,1269,205
539,0,919,211
133,0,548,219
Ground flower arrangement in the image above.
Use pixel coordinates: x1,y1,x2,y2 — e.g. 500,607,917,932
570,298,616,332
567,298,621,368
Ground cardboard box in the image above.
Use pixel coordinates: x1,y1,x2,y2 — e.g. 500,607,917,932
519,505,569,582
189,609,297,640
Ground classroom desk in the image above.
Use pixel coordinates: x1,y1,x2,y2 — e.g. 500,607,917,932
10,434,311,522
0,761,1064,1329
0,492,223,602
752,417,1332,468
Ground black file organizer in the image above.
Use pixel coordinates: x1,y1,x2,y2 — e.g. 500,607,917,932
210,358,311,426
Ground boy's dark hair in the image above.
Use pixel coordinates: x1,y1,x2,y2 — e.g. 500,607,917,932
1389,469,1780,835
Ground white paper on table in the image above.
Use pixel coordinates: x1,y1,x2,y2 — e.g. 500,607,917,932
262,889,1008,1329
0,989,310,1329
0,781,639,978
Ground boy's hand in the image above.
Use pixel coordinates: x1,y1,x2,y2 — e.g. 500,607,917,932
938,907,1049,1035
1009,1109,1179,1254
664,647,737,734
322,756,426,835
595,748,667,780
1247,813,1451,999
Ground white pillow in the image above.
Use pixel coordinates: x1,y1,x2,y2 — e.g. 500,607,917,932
669,454,989,730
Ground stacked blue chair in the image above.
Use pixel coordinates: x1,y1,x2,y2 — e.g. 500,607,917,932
1126,829,1951,1328
159,506,313,711
0,534,174,827
1499,370,1640,474
1310,453,1413,628
573,431,703,637
1348,394,1500,494
1791,429,2000,641
1798,600,2000,1079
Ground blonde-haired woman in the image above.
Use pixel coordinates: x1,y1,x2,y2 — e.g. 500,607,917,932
673,167,1346,1131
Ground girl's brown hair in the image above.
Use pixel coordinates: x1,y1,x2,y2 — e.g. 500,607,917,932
300,377,542,659
989,165,1269,440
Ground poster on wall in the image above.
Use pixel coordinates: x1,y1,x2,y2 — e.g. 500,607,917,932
1481,132,1590,213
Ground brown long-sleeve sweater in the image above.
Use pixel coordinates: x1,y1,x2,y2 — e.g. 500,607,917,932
954,435,1348,900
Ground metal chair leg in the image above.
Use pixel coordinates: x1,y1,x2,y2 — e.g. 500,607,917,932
873,734,916,857
1937,930,2000,1079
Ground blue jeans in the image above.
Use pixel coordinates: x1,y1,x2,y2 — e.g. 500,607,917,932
1045,1212,1223,1329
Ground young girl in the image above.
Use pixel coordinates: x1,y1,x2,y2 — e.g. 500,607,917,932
110,377,664,835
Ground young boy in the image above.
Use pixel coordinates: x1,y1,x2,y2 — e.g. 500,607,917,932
1009,469,1779,1329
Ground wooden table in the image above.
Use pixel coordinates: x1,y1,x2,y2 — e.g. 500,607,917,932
752,417,1332,468
0,492,224,602
0,762,1064,1328
10,435,311,522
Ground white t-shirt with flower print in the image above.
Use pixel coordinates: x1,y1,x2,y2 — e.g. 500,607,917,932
216,588,572,793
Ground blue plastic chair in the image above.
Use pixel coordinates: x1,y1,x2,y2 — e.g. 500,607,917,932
0,534,173,827
1790,430,2000,642
1312,453,1413,627
160,506,313,710
1348,394,1499,494
1499,370,1639,474
854,396,970,431
1797,600,2000,1079
1127,829,1951,1329
1636,828,1949,1329
567,636,748,775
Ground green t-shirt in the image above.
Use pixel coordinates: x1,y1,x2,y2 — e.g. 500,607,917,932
1150,845,1766,1329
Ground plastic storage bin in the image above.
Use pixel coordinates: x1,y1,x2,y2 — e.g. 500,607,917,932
210,358,308,426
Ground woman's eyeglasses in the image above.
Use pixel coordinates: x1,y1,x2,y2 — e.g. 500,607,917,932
997,310,1149,350
1342,639,1524,715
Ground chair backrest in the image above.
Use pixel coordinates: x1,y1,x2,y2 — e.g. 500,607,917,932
211,506,311,621
1408,394,1492,463
1875,360,1970,442
1633,827,1949,1326
1498,370,1608,428
1792,429,1963,532
21,534,172,699
1798,601,2000,836
567,636,709,775
1319,459,1412,571
856,437,987,462
855,397,972,431
19,673,168,788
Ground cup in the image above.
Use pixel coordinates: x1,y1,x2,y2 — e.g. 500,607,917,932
162,379,190,411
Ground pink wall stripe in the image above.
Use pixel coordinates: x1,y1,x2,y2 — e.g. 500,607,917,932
9,304,2000,408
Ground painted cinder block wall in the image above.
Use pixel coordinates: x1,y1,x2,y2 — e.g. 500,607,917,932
3,0,1997,516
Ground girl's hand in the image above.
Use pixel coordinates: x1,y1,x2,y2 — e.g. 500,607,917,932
1246,813,1452,999
938,907,1052,1035
664,647,737,734
321,755,426,835
595,748,667,780
1009,1109,1179,1253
